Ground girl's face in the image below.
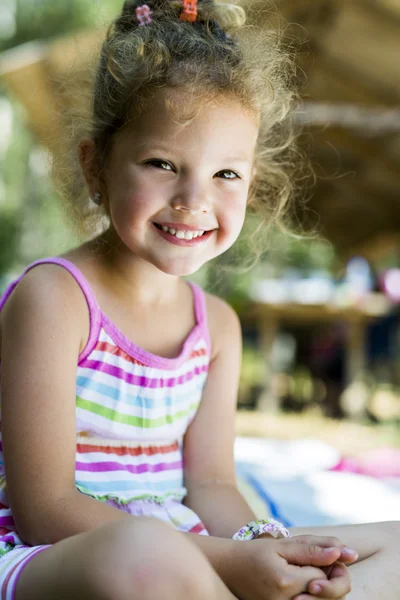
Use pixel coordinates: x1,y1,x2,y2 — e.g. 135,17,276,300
103,89,259,276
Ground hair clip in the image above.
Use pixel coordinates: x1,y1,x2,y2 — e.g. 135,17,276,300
136,4,153,26
180,0,198,22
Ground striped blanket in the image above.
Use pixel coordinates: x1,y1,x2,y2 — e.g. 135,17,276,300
235,437,400,527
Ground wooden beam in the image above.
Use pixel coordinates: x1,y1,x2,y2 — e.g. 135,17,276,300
0,28,104,152
296,14,400,106
303,58,396,106
353,0,400,26
347,232,400,263
297,102,400,133
0,42,62,153
309,126,400,183
309,195,400,254
297,175,400,253
318,3,400,97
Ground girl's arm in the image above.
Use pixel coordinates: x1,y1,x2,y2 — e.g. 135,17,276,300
0,265,132,546
182,294,251,537
181,295,354,599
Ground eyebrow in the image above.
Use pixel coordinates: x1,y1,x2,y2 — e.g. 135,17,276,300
137,143,252,163
137,142,171,154
223,155,252,163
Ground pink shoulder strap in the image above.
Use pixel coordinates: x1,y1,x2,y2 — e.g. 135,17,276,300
0,257,101,362
187,280,211,356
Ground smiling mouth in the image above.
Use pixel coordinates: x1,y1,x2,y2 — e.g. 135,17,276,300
153,223,212,240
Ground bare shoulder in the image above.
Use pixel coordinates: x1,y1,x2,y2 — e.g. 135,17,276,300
203,291,242,360
2,263,87,314
0,263,89,357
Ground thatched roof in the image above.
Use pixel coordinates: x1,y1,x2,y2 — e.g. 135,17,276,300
1,0,400,260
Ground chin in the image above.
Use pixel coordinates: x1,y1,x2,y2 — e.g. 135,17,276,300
163,265,201,277
155,259,203,277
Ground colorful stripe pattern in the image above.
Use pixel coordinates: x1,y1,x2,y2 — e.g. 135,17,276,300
74,328,209,503
0,258,211,595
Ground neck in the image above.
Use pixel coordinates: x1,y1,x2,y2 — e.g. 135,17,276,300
82,228,182,306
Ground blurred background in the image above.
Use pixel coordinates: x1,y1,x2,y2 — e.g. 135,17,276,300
1,0,400,464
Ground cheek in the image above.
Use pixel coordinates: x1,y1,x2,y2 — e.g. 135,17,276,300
110,190,149,229
108,166,154,223
215,201,247,256
219,193,247,235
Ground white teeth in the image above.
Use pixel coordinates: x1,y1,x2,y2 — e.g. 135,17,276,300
158,224,207,239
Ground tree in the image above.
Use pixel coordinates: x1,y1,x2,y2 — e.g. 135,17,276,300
0,0,121,278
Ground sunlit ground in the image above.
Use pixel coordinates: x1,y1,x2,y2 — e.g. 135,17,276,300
235,409,400,457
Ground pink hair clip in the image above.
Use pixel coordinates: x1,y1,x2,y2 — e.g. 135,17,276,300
180,0,198,22
136,4,153,26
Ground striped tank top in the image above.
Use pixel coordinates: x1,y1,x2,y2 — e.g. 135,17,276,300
0,256,211,560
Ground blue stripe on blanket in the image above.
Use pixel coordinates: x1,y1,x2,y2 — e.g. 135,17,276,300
244,472,293,528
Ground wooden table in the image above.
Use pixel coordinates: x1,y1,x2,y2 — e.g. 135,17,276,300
250,295,392,412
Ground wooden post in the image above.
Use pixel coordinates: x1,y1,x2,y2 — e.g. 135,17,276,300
256,316,280,413
341,318,369,418
345,319,367,385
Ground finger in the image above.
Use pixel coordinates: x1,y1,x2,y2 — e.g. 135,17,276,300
308,563,351,598
290,535,358,564
277,566,327,597
320,564,336,578
292,565,328,582
278,542,342,567
338,547,358,564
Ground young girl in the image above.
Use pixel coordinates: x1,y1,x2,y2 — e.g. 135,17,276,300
0,1,398,599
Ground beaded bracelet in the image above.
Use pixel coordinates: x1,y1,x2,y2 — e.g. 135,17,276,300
232,519,292,541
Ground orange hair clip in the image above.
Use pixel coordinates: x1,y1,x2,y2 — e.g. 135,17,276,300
180,0,198,22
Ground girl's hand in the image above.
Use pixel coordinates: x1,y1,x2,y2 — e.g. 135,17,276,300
294,562,351,600
276,535,356,600
225,538,340,600
277,534,358,566
287,535,357,600
226,535,357,600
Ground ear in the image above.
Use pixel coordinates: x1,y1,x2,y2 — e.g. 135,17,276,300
78,138,100,198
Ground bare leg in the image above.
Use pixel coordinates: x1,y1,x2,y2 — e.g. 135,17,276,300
15,517,237,600
291,521,400,599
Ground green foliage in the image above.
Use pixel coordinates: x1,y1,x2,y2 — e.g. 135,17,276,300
0,210,20,276
0,0,122,276
258,226,337,275
0,91,75,277
241,345,266,388
0,0,121,51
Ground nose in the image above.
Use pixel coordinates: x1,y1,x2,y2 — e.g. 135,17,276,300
170,179,211,214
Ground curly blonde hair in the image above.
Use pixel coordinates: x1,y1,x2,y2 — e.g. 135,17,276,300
52,0,305,265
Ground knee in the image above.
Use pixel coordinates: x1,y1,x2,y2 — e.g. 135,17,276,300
87,517,218,600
